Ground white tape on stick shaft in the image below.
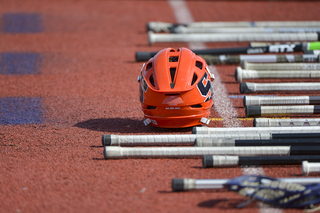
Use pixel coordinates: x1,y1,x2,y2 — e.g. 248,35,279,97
193,126,320,135
102,133,272,146
254,118,320,127
148,32,319,44
244,96,310,106
148,21,320,32
260,105,315,116
173,26,320,34
240,82,320,94
103,146,290,159
242,61,320,70
236,68,320,82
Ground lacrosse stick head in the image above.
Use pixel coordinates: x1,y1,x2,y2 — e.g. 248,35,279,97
138,47,214,128
225,175,320,210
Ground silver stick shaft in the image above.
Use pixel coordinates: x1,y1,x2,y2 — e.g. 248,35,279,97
242,61,320,70
255,118,320,127
149,32,319,44
193,126,320,134
103,146,291,159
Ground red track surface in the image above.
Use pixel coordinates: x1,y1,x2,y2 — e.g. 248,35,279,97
1,1,320,212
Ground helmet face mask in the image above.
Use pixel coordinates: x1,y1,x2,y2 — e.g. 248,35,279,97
138,47,214,128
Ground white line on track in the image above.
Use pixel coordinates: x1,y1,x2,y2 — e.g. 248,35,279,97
168,0,281,212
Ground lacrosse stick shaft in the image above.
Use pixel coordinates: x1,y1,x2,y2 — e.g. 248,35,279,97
302,161,320,176
240,82,320,94
242,61,320,70
254,118,320,127
103,146,296,159
102,133,274,146
246,105,320,117
171,27,320,34
148,31,320,44
202,155,320,168
194,137,320,147
103,146,320,159
172,176,320,191
136,42,320,62
243,95,320,106
192,126,320,134
235,67,320,82
202,54,319,65
147,21,320,33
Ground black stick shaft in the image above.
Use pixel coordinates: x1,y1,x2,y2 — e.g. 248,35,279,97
235,138,320,146
290,146,320,155
135,44,305,62
240,155,320,165
272,133,320,139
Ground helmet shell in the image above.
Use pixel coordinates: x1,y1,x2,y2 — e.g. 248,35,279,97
138,47,214,128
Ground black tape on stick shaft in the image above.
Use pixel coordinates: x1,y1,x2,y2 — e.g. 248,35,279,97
235,138,320,146
314,105,320,113
240,155,320,165
290,146,320,155
245,106,261,117
309,96,320,105
240,83,251,94
272,133,320,139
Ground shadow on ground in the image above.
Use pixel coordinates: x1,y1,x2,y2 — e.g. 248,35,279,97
74,117,193,134
198,198,256,209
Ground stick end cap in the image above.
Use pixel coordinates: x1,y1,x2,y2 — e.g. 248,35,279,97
172,179,184,191
102,134,112,146
203,156,214,168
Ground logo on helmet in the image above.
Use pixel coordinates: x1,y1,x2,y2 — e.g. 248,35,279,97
197,72,213,101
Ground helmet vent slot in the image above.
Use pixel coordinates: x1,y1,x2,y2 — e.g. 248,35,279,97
170,67,176,83
146,62,152,71
165,93,179,96
169,56,179,62
195,61,203,70
149,74,155,87
147,105,157,109
191,104,202,108
191,73,198,86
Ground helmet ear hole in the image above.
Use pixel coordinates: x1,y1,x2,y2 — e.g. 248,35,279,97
146,62,152,71
191,73,198,86
149,74,155,87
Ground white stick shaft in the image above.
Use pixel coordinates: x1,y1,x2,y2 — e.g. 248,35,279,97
242,61,320,70
102,133,272,146
104,146,290,159
243,96,312,106
149,32,319,44
177,177,320,190
148,21,320,32
302,161,320,175
236,68,320,82
186,21,320,28
246,105,315,117
255,118,320,127
241,82,320,93
174,26,320,34
193,126,320,134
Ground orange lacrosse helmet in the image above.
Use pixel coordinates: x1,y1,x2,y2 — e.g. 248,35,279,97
138,47,214,128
